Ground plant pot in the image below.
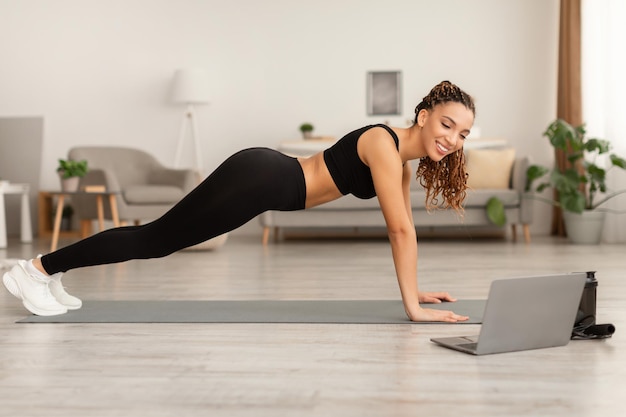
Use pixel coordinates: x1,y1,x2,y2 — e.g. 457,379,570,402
302,131,313,139
60,176,80,192
563,210,606,244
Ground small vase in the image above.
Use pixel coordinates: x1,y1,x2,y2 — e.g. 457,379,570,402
60,176,80,192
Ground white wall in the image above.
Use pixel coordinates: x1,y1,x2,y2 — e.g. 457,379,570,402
0,0,559,236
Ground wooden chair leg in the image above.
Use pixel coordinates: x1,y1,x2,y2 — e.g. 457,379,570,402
80,219,93,238
262,227,270,245
511,224,517,242
523,224,531,244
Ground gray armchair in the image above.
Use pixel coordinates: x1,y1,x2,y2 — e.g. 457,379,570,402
68,146,197,234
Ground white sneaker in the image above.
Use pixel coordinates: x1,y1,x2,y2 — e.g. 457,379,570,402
2,260,68,316
49,272,82,310
36,254,82,310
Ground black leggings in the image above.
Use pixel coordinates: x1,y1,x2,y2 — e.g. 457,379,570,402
41,148,307,274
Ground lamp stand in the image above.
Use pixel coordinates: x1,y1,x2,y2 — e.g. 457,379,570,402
174,104,204,172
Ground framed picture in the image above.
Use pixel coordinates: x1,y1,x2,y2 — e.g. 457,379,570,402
367,71,402,116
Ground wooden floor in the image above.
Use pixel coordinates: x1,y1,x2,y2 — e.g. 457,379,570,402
1,234,624,416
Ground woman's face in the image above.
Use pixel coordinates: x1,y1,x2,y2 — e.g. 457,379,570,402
418,102,474,162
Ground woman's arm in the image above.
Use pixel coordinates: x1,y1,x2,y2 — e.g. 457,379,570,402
401,162,462,306
360,129,467,322
402,161,415,228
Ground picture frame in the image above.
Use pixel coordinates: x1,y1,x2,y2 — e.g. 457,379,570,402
366,71,402,116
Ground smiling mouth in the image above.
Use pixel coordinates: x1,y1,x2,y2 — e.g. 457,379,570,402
436,142,449,154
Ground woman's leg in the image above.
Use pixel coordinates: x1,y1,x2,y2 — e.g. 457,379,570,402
41,148,306,274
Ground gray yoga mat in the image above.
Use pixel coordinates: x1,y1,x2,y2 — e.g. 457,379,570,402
17,299,486,324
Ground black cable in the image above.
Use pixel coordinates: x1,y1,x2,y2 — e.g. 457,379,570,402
571,315,616,340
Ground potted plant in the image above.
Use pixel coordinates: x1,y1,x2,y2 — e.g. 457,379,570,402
57,159,88,192
525,118,626,243
299,123,314,139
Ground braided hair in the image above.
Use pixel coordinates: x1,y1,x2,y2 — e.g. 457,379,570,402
414,81,475,214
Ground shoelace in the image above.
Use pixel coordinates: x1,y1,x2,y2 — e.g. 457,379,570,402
50,279,69,293
31,275,59,302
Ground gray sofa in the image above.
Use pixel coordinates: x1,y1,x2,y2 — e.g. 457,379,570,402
259,156,532,244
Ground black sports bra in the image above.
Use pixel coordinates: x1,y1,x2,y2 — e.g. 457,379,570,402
323,124,400,199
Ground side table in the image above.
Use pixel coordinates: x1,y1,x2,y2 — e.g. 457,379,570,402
46,190,121,251
0,182,33,249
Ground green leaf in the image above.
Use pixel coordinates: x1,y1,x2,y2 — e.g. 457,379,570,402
584,138,611,154
486,197,507,227
544,120,570,149
57,159,88,178
560,192,586,213
587,164,606,184
554,119,582,150
611,154,626,169
551,169,581,193
299,123,314,132
525,165,549,191
536,183,551,193
566,152,584,164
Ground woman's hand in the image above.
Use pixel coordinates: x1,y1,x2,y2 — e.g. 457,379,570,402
418,291,457,304
406,305,469,323
407,292,469,322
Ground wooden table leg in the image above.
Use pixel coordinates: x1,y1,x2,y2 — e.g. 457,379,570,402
523,224,531,244
51,194,65,252
96,195,105,231
80,219,93,238
108,194,120,227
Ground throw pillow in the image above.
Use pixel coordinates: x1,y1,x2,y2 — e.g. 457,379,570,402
466,148,516,189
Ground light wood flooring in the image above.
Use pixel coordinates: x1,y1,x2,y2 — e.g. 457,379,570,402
1,234,624,417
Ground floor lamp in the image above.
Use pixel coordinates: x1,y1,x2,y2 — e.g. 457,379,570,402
171,68,227,249
171,68,210,172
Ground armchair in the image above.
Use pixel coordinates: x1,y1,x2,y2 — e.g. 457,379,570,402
67,146,197,233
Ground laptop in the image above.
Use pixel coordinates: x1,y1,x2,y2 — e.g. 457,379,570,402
430,273,587,355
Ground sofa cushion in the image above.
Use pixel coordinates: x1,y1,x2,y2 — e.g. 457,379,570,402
124,185,185,204
409,189,519,209
312,188,520,211
466,148,516,189
464,188,520,206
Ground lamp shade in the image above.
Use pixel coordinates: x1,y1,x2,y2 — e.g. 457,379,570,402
171,68,210,104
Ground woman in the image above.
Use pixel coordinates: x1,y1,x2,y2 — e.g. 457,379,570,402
4,80,474,322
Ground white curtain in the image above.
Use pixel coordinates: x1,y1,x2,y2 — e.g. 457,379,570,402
582,0,626,243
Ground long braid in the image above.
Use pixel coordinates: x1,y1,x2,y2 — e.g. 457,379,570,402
414,81,475,214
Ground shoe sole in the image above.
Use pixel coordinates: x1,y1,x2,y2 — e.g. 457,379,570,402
59,299,82,310
3,271,67,316
3,272,23,299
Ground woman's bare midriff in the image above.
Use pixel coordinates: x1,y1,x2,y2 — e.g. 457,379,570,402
298,152,344,209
